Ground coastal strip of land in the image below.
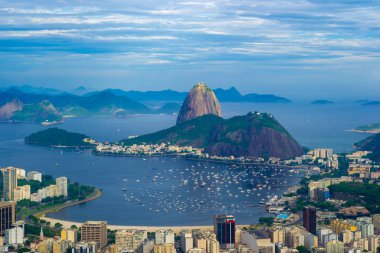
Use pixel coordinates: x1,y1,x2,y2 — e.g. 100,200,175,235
40,216,249,233
31,188,103,219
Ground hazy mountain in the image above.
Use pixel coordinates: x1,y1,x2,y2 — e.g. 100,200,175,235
177,83,222,124
156,103,181,114
6,85,63,95
0,98,24,120
362,101,380,106
89,87,290,103
10,100,63,124
0,89,152,117
213,87,242,101
311,100,335,105
71,86,93,96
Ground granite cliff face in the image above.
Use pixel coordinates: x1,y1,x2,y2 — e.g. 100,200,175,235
176,82,222,125
0,98,24,120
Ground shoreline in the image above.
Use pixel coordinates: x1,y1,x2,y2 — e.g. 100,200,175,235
32,188,103,219
347,129,380,134
40,216,249,233
93,152,306,168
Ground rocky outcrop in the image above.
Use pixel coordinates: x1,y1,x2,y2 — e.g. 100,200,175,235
10,100,63,124
177,82,222,125
0,98,23,120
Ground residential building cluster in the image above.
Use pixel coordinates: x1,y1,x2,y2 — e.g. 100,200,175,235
0,167,68,203
308,176,353,202
301,149,339,169
95,142,203,157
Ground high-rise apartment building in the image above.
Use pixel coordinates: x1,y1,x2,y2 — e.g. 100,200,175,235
1,167,18,201
303,207,317,235
27,171,42,182
0,202,15,236
214,214,235,249
56,177,68,197
373,214,380,232
61,228,78,243
155,230,174,245
153,243,175,253
181,231,194,253
81,221,107,251
115,229,147,252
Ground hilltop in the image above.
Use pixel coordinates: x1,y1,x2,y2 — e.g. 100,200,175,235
0,99,63,125
123,112,303,159
25,128,95,148
177,82,222,124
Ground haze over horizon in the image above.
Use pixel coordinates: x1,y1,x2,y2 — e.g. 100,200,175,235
0,0,380,99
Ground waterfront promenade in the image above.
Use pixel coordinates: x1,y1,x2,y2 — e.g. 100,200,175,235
41,216,248,233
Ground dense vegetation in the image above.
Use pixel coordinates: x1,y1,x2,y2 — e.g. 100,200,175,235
25,128,95,147
258,217,275,227
19,174,56,192
122,114,224,147
329,182,380,213
354,133,380,162
11,100,63,123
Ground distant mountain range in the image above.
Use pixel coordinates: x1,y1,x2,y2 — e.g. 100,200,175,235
87,86,291,103
0,85,292,124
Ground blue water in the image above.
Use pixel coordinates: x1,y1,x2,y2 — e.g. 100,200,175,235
0,101,379,225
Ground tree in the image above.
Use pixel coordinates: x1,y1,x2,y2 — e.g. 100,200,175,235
297,246,309,253
54,223,63,229
258,217,274,227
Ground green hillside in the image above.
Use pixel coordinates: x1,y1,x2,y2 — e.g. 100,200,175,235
11,100,63,123
354,133,380,162
122,112,303,159
25,128,95,147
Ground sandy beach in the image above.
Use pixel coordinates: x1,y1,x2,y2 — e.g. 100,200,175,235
41,216,249,233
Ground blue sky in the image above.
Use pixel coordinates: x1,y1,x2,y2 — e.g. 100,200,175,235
0,0,379,99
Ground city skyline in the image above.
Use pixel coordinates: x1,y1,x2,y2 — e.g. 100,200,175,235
0,1,380,99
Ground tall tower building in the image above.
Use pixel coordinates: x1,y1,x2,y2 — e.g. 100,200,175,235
0,202,15,236
214,214,235,249
1,167,18,201
303,207,317,235
81,221,107,251
56,177,68,197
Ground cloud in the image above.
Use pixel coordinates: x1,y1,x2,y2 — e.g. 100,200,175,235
0,0,379,96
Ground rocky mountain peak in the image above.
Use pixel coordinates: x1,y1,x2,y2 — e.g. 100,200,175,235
176,82,222,125
0,98,24,120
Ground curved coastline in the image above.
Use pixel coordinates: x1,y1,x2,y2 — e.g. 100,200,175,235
41,216,249,233
33,188,103,219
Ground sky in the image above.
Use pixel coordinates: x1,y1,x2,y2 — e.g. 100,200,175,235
0,0,379,99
